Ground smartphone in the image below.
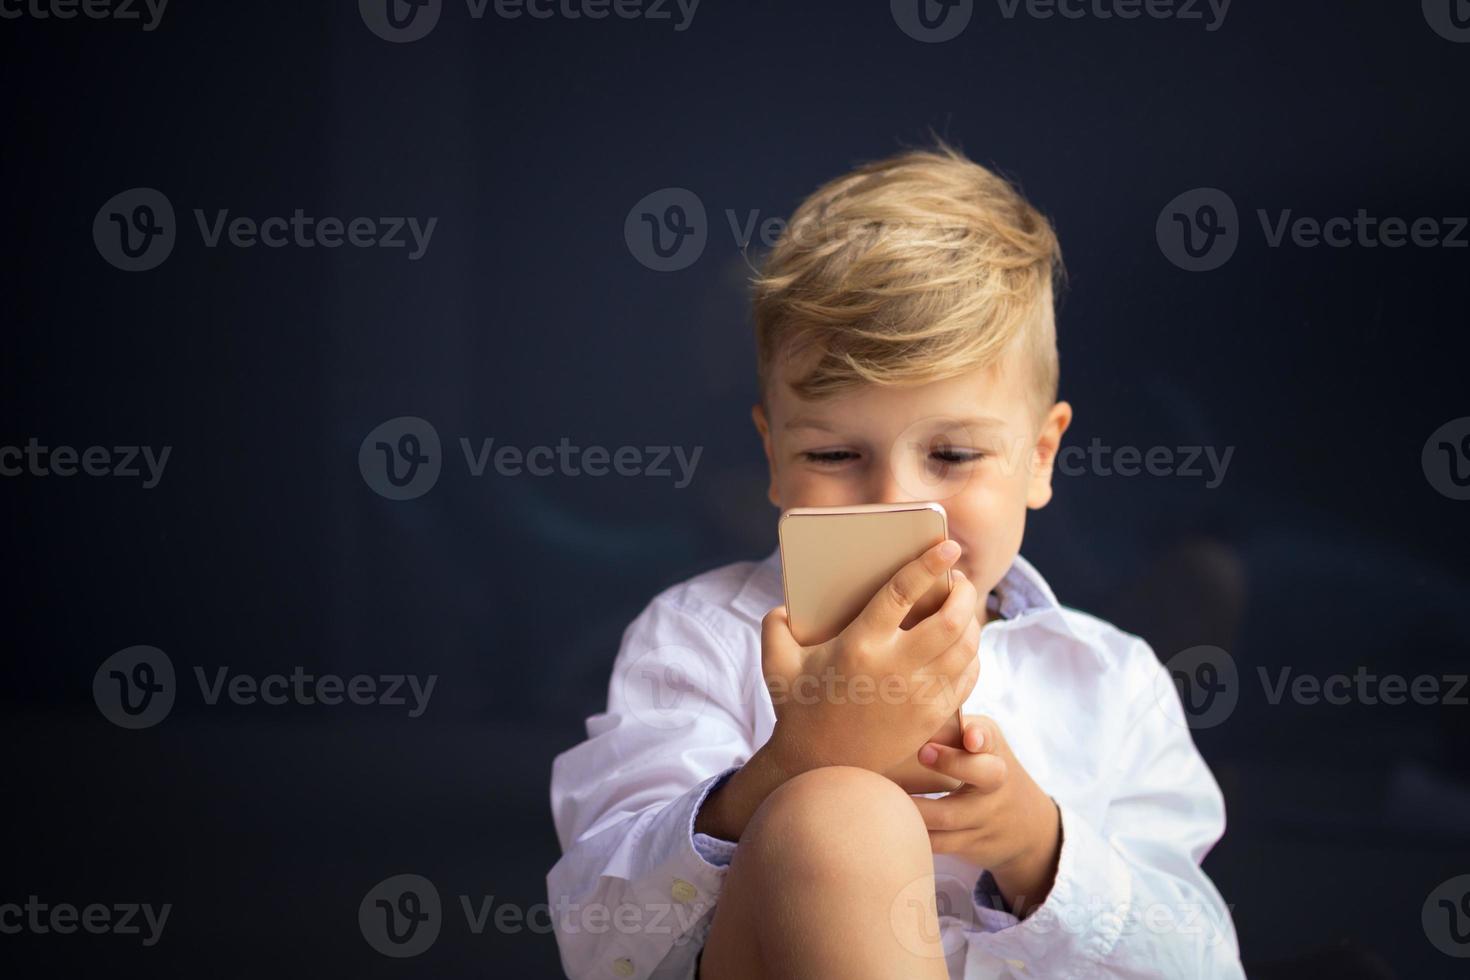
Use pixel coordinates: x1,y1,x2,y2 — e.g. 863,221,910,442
777,502,967,794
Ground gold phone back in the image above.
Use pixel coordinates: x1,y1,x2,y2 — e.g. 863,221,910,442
778,503,951,646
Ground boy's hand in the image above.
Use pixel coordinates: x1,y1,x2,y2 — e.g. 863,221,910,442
760,540,982,780
910,715,1062,916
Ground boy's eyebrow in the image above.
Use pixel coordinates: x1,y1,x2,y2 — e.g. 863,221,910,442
784,415,1008,432
784,417,840,432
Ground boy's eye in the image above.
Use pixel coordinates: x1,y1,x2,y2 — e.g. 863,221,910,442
801,450,859,465
930,448,985,464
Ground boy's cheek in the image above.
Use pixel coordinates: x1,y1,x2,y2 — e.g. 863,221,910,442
947,496,1028,588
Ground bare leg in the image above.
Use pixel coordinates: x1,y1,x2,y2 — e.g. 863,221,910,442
699,765,951,980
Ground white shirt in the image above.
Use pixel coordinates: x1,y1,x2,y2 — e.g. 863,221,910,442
547,549,1244,979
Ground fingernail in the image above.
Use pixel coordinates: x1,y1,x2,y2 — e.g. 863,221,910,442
968,729,984,751
938,540,960,561
919,744,939,765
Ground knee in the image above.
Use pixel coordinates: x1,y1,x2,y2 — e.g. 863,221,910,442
742,766,930,867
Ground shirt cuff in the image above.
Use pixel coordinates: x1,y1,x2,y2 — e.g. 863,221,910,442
564,767,739,980
965,800,1133,976
690,766,740,867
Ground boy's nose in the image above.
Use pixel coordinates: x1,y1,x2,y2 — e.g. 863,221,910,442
868,459,935,505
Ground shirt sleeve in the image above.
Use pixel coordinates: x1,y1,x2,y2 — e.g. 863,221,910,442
960,644,1245,979
546,592,755,980
692,771,740,867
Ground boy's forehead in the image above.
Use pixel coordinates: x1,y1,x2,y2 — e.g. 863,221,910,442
769,353,1030,429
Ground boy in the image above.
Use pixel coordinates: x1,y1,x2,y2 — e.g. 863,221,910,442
548,141,1243,979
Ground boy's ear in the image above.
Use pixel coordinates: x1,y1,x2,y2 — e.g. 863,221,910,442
751,403,781,508
1027,400,1073,509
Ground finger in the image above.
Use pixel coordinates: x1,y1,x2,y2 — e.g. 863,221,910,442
959,715,1005,756
916,740,1007,794
920,601,981,676
910,792,986,833
852,539,961,636
905,566,978,657
954,653,981,708
760,605,802,679
913,639,979,720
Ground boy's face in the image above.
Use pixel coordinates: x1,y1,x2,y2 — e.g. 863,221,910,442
753,344,1072,605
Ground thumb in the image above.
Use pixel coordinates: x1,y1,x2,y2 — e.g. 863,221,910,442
761,605,802,680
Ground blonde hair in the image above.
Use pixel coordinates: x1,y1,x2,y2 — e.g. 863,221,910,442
750,139,1062,418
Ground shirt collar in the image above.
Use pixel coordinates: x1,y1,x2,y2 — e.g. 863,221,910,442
987,552,1062,622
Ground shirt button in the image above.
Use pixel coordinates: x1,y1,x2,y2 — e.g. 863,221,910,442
612,957,634,977
671,878,698,903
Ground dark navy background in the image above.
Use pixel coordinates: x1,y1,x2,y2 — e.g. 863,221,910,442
2,1,1468,976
